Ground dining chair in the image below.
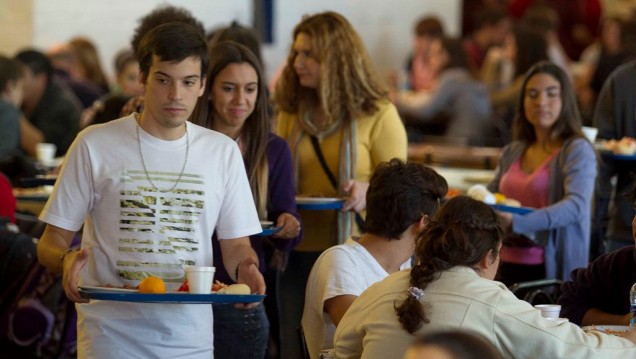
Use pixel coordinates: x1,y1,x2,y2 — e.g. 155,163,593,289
297,326,310,359
508,279,563,305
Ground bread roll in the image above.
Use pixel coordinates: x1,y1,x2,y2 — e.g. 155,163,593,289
501,198,521,207
217,283,251,295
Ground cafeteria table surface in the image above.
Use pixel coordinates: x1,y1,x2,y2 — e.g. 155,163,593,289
408,142,502,169
14,186,51,216
429,165,496,192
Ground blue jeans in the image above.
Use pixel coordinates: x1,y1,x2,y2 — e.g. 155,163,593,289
213,303,269,359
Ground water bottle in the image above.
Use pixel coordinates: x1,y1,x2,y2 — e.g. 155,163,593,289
630,282,636,328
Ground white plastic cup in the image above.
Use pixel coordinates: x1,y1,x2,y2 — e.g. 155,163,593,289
535,304,561,319
185,266,215,294
582,126,598,143
36,143,57,165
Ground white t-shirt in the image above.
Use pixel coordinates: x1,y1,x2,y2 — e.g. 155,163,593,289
301,237,411,358
40,116,261,358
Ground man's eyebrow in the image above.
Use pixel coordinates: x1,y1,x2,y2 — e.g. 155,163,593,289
154,71,200,80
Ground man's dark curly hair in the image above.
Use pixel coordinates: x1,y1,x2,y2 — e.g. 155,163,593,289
131,5,205,54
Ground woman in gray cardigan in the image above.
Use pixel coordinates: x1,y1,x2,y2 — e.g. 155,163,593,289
487,61,597,281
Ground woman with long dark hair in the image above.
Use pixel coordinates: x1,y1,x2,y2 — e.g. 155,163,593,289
192,41,301,359
487,61,597,283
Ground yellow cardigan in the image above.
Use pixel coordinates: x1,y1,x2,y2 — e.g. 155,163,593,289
276,100,407,251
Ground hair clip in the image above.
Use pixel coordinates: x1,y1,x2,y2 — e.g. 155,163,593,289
407,286,425,302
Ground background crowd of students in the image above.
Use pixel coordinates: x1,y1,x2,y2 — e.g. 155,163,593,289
3,1,636,358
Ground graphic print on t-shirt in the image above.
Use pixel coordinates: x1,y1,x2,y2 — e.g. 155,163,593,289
116,169,205,282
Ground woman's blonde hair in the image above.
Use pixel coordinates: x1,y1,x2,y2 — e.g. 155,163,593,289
275,11,388,123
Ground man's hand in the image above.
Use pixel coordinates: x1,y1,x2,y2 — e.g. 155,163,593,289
236,258,265,309
37,225,88,303
62,248,90,303
219,237,265,309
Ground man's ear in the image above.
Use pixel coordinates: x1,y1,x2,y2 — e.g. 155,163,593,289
417,214,429,232
198,76,206,97
138,71,146,88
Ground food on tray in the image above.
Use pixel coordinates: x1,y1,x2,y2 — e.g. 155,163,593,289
138,276,166,294
177,280,190,292
601,328,629,335
494,193,521,207
177,279,229,293
500,198,521,207
212,280,228,292
446,188,461,199
217,283,251,295
584,326,631,336
467,186,523,208
467,185,496,204
603,137,636,155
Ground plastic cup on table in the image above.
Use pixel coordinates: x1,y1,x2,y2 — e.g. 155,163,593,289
534,304,561,319
582,126,598,143
36,143,57,166
184,266,215,294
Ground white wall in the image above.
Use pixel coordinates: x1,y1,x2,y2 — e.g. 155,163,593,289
31,0,251,81
7,0,460,83
266,0,461,80
0,0,33,55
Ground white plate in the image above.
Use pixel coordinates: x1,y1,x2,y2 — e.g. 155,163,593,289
80,285,138,293
295,197,344,204
582,325,631,334
260,220,274,228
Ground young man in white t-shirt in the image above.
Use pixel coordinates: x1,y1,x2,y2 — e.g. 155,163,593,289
301,159,448,358
36,22,264,358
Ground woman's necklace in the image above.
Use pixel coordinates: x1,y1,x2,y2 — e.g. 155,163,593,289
135,116,189,193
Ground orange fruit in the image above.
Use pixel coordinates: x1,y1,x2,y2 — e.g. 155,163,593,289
446,188,461,198
138,276,166,294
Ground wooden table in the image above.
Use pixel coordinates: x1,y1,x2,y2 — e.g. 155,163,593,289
429,165,496,191
408,143,502,169
14,187,51,216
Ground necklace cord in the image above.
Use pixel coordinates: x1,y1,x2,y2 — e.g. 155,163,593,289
135,117,189,193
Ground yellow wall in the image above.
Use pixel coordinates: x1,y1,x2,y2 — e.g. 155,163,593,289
0,0,33,55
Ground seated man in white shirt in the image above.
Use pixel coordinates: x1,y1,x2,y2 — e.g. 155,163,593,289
301,158,448,358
